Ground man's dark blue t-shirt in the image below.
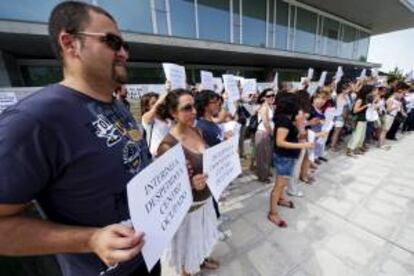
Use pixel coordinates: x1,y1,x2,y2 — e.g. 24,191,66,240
196,118,223,147
0,84,152,276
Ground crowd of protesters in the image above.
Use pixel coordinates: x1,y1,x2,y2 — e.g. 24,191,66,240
1,2,414,276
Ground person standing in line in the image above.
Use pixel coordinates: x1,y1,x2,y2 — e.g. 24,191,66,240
268,95,314,228
0,2,161,275
255,88,275,183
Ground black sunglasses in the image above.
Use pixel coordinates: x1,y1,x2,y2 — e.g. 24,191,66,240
179,104,195,112
265,94,275,98
75,32,129,52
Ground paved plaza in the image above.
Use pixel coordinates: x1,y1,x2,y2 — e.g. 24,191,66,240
164,133,414,276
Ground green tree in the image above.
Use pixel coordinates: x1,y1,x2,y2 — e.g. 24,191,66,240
387,67,405,82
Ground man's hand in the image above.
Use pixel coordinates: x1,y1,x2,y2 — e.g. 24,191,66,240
89,224,144,267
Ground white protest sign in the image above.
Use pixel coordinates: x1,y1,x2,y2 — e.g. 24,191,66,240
273,72,279,91
162,63,187,90
201,70,214,91
213,77,224,94
127,144,192,271
307,130,316,162
221,121,242,149
241,78,257,96
125,85,147,100
226,100,237,116
371,68,379,79
317,120,334,144
318,71,328,87
222,74,240,101
203,138,242,201
0,92,18,114
334,66,344,84
324,107,336,123
360,68,367,79
258,82,273,93
307,68,314,80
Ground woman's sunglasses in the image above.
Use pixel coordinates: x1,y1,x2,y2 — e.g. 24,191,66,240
179,104,195,112
265,94,275,98
75,31,129,52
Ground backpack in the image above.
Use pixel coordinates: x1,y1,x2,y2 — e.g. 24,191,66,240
245,112,261,138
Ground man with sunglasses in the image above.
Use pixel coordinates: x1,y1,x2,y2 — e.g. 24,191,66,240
0,1,160,276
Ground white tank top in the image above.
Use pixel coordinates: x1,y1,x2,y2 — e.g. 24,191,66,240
142,118,172,156
258,106,274,132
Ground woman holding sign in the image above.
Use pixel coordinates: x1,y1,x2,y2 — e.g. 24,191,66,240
269,95,314,227
255,88,275,183
157,90,219,276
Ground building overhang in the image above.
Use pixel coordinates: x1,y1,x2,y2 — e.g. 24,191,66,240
290,0,414,34
0,20,380,71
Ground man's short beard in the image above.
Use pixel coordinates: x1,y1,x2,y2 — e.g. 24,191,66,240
112,62,128,84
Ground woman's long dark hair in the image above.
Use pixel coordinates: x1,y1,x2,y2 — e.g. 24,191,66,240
140,92,159,115
258,88,273,104
194,90,220,118
158,89,193,120
274,93,299,122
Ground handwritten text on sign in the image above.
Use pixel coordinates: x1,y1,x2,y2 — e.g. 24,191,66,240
127,144,192,271
203,138,242,201
162,63,187,90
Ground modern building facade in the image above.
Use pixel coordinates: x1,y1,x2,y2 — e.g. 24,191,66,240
1,0,414,87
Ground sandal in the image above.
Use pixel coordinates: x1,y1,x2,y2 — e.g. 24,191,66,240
277,199,295,209
267,212,288,228
300,177,313,184
201,258,220,270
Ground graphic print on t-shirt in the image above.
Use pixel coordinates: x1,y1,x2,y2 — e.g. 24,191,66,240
87,101,147,175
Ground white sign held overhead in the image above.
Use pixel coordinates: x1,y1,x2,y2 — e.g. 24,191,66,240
0,92,18,114
241,78,257,95
307,130,316,163
203,138,242,201
318,71,328,87
360,68,367,79
222,74,240,101
162,63,187,90
201,70,214,91
273,72,279,91
307,68,314,80
127,144,193,271
334,66,344,84
213,77,224,94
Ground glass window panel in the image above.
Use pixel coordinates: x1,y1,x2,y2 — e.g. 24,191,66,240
321,17,339,56
170,0,195,38
0,0,65,22
268,0,275,47
21,66,62,86
294,7,317,54
275,0,289,50
242,0,266,47
99,0,153,33
156,11,169,35
154,0,166,10
356,31,369,61
233,0,241,44
198,0,230,42
340,25,357,59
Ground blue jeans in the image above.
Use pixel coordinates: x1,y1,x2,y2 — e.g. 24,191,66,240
273,154,296,177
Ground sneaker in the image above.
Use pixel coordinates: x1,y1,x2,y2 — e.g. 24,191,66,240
379,144,391,150
287,190,305,197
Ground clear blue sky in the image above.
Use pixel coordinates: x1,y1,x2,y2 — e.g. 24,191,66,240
368,27,414,74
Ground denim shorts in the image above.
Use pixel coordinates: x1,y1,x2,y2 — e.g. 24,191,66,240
273,154,296,177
